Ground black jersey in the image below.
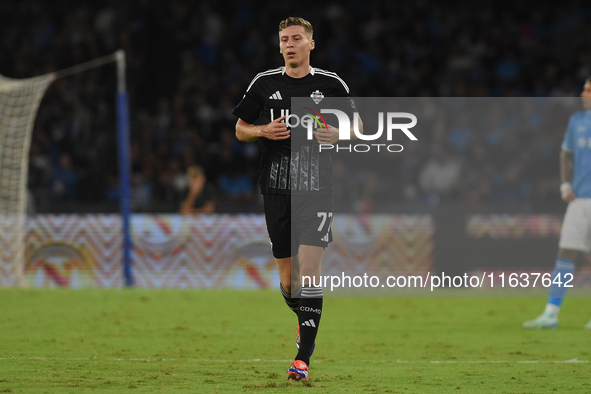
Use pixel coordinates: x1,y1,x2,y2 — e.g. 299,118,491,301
233,66,352,195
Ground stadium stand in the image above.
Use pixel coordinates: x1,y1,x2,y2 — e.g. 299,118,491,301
1,0,590,213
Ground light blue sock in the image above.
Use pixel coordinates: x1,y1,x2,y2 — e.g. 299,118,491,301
547,258,575,309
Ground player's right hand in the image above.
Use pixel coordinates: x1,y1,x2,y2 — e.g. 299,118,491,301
259,116,290,140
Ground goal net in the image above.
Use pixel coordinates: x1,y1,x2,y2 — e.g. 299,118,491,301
0,73,55,286
0,51,132,287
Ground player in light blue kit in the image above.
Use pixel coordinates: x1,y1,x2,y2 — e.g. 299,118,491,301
524,77,591,329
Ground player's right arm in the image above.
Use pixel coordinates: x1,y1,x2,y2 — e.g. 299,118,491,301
235,116,289,142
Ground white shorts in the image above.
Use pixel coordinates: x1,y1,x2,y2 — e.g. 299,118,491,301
559,198,591,253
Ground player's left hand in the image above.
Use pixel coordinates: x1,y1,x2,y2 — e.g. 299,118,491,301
560,182,577,203
313,124,339,144
562,189,576,203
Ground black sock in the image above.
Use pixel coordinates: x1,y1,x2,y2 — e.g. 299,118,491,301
295,285,323,366
280,284,299,315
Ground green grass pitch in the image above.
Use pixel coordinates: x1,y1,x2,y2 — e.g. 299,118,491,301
1,288,590,393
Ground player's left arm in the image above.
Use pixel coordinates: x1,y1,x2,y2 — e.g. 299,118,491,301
351,112,364,140
560,116,576,202
560,148,576,202
313,95,363,144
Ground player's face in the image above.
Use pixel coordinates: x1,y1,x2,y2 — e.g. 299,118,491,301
581,81,591,110
279,25,314,68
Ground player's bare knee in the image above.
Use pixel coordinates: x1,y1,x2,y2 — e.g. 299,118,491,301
279,273,292,293
275,257,292,291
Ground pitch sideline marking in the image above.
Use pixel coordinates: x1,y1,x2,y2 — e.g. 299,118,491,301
0,357,588,364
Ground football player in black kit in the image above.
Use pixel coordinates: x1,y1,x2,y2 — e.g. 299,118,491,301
233,16,362,381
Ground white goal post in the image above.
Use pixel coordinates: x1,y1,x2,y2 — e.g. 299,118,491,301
0,51,132,287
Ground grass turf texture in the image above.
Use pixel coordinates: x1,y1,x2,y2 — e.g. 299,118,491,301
1,289,590,393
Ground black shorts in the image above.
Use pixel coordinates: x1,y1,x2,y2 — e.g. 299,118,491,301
263,193,334,259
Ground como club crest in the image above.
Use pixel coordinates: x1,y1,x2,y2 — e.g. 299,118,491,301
310,90,324,104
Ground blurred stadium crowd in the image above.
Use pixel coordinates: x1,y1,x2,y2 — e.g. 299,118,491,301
1,0,590,213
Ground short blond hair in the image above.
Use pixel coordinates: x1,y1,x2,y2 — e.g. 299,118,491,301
279,17,313,40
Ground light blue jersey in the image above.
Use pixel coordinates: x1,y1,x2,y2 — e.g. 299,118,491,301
561,109,591,198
